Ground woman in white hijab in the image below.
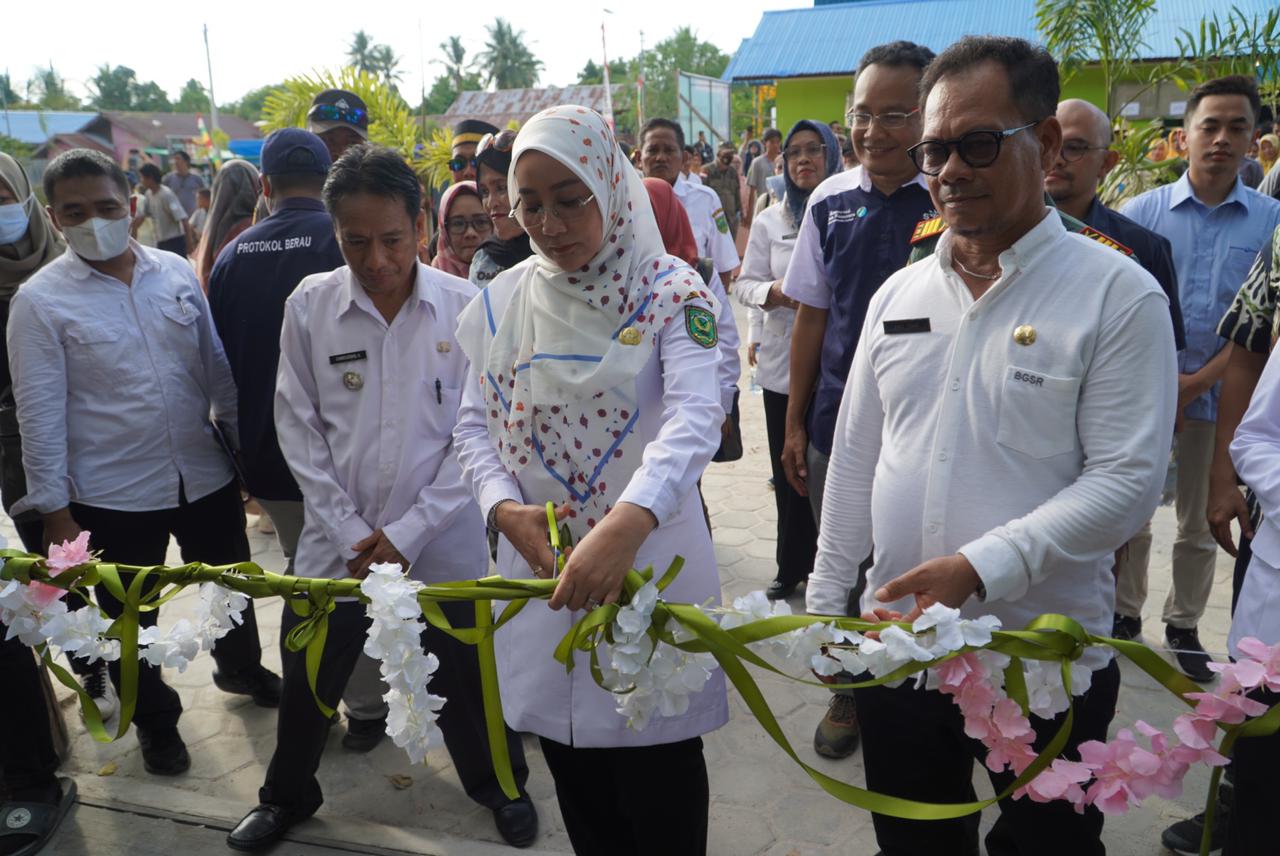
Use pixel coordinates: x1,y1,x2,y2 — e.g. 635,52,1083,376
455,105,728,854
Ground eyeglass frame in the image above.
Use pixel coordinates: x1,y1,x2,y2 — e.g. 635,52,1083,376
444,215,495,236
509,193,597,228
783,142,828,160
847,106,921,130
1057,139,1111,163
906,120,1042,176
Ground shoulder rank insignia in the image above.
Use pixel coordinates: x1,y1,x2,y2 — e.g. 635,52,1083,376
910,213,947,245
713,208,730,234
1079,226,1134,257
684,305,718,349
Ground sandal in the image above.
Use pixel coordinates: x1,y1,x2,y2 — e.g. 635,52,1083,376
0,777,77,856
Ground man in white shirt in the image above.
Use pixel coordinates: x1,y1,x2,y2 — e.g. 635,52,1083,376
227,144,535,852
131,162,194,257
806,37,1177,853
8,149,280,777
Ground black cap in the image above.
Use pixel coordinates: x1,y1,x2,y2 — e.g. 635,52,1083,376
307,89,369,139
452,119,500,147
261,128,332,176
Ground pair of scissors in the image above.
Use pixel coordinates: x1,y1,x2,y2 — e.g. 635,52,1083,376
546,501,564,578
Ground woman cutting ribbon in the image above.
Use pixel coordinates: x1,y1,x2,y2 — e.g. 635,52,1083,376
454,105,728,855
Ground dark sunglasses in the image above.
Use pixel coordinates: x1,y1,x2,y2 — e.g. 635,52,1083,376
907,121,1041,176
306,103,367,127
448,156,478,173
477,129,517,158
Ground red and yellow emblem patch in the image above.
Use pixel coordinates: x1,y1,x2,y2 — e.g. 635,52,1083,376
1079,226,1134,257
910,215,947,245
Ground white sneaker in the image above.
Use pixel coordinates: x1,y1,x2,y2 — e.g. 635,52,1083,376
81,662,118,722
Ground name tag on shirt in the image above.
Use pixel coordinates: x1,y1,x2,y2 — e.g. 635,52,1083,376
328,350,367,365
883,318,931,335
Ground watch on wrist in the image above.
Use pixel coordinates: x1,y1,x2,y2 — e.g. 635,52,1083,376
487,499,514,532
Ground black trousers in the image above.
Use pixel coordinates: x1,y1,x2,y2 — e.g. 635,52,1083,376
156,235,187,257
0,631,60,803
761,389,817,586
69,479,261,733
1225,687,1280,856
538,736,709,856
854,660,1122,856
259,598,528,817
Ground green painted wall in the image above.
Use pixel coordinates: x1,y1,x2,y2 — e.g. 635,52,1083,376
1060,66,1108,110
776,76,853,132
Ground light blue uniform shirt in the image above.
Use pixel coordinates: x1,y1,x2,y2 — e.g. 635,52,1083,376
1122,173,1280,422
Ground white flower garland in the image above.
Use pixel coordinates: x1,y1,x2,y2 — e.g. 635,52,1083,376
360,563,446,765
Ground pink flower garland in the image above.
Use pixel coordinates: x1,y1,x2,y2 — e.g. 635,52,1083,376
26,531,92,609
931,639,1280,815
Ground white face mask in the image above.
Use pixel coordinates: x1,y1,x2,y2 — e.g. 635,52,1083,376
0,198,30,245
61,216,131,261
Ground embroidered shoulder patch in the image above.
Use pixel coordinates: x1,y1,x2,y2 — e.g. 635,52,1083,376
1079,226,1134,257
684,305,718,349
713,208,730,234
910,213,947,245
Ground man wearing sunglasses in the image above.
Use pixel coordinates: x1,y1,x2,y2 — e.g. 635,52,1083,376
306,89,369,164
806,36,1177,855
449,119,500,185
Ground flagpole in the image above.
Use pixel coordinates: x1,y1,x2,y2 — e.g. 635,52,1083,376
202,25,221,146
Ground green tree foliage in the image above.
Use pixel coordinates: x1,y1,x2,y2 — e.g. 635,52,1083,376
174,79,210,113
636,27,729,126
225,84,282,122
438,36,471,93
346,30,402,89
0,74,25,109
0,136,36,158
26,64,80,110
422,71,484,116
87,65,171,111
476,19,544,90
577,59,629,86
131,81,171,112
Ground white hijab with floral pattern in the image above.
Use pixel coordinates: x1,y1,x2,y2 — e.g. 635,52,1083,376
457,105,714,529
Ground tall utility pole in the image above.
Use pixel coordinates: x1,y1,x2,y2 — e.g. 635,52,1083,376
202,25,221,141
601,10,615,130
636,31,646,129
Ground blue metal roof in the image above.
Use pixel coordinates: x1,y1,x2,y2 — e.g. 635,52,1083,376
723,0,1278,81
0,110,97,145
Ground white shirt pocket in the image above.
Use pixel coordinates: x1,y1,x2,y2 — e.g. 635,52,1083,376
996,365,1081,459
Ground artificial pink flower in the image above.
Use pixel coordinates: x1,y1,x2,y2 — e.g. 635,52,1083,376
934,652,983,693
26,531,93,609
1019,758,1092,811
1185,691,1269,725
1172,712,1219,750
1224,637,1280,693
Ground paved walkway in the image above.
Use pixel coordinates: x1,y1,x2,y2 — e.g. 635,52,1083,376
10,306,1231,855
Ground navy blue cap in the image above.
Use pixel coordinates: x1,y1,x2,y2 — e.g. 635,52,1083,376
260,128,332,177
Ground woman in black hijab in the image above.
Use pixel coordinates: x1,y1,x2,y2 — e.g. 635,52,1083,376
469,128,533,285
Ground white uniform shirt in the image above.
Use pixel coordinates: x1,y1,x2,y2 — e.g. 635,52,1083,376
275,263,485,583
8,242,236,514
735,201,797,393
805,212,1177,670
1228,346,1280,656
453,266,729,748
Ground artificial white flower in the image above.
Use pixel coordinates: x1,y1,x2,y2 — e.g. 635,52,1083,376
39,605,118,662
137,619,201,672
1023,659,1094,719
193,583,248,649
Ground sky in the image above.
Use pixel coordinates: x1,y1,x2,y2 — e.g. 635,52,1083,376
5,0,811,108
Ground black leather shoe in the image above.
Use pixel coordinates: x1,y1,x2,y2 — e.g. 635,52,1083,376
1112,613,1142,641
766,579,798,601
137,727,190,776
226,803,302,851
492,795,538,848
341,715,387,752
214,665,282,708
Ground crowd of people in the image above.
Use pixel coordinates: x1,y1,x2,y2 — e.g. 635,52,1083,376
0,30,1279,856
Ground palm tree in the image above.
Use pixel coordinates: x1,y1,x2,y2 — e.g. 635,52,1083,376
475,19,544,90
438,36,469,93
347,30,377,76
371,45,403,87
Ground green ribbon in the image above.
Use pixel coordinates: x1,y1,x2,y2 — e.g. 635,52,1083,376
3,548,1275,834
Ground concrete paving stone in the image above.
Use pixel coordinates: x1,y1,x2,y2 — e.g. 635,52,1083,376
767,792,874,847
708,801,777,856
743,537,783,560
713,543,748,569
710,509,765,530
713,526,756,547
720,490,775,514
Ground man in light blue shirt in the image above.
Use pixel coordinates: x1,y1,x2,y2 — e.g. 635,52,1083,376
1118,75,1280,682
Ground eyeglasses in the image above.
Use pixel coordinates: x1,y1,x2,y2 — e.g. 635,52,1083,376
510,194,596,228
907,121,1041,176
445,215,494,236
783,143,827,161
448,156,478,173
307,103,367,127
1059,140,1110,163
477,129,517,159
848,107,920,130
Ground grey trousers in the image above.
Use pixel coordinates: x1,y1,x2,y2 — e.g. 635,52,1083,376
1113,419,1218,629
256,498,389,721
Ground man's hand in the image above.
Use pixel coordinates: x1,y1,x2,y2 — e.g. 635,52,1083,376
781,424,809,496
549,503,656,611
347,529,408,579
496,502,569,579
42,508,82,553
873,554,982,624
747,342,760,368
764,281,799,311
1208,473,1252,557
